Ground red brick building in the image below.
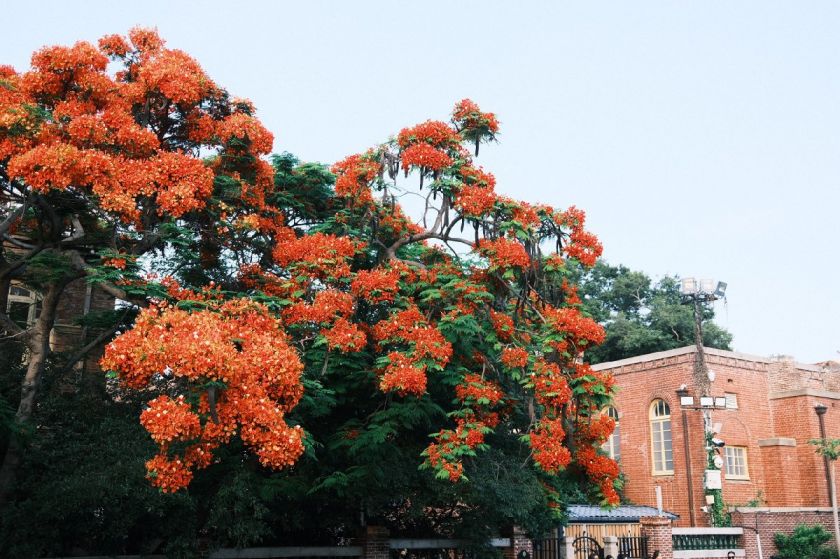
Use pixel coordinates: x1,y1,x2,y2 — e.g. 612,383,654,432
593,346,840,526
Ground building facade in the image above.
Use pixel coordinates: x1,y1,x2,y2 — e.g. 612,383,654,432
593,345,840,526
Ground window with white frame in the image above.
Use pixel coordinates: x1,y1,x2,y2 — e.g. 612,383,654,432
724,446,749,479
602,406,621,462
650,399,673,475
724,392,739,409
6,284,41,327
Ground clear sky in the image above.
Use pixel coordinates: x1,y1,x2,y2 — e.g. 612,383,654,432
3,1,838,363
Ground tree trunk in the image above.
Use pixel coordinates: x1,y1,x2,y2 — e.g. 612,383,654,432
0,280,66,505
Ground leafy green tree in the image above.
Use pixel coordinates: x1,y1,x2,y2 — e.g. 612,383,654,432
774,524,839,559
573,261,732,364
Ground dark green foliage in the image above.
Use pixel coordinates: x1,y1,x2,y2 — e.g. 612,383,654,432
774,524,839,559
573,261,732,364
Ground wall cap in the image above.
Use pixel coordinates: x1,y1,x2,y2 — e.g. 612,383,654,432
769,388,840,400
591,345,772,372
672,527,743,535
757,437,797,447
730,506,835,513
674,551,745,559
639,515,672,526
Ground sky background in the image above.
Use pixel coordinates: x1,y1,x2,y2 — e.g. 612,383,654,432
2,1,838,363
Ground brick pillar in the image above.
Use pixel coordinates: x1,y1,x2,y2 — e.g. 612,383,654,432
503,526,533,559
640,516,672,559
602,535,619,559
362,525,390,559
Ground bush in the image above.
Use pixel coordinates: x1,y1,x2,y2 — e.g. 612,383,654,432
774,524,839,559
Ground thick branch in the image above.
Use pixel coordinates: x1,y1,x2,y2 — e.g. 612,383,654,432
66,250,148,307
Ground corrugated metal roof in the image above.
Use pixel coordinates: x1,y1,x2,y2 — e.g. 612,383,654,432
567,505,679,523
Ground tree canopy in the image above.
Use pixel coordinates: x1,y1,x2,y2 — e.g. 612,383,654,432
572,261,733,364
0,29,621,555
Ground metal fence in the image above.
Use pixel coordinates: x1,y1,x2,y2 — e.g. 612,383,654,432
617,536,648,558
671,533,740,551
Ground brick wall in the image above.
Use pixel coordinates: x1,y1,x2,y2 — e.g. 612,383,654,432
594,346,840,526
731,508,838,559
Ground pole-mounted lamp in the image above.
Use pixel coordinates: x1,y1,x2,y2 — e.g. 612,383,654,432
816,403,832,504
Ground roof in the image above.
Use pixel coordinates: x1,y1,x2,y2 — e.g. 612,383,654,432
567,504,679,523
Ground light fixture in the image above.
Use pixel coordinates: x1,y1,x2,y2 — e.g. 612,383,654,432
700,278,716,293
680,278,698,295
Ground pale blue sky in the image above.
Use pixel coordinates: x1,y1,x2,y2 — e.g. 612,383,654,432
3,1,838,363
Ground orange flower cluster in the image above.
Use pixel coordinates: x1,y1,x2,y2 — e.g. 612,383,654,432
140,395,201,445
543,306,606,349
322,317,367,352
380,351,428,396
331,152,381,205
217,112,274,155
283,289,354,325
397,120,461,149
400,143,453,173
555,206,603,267
273,228,362,279
451,99,500,134
530,418,571,474
102,300,304,492
576,446,620,505
476,238,531,269
459,165,496,188
425,375,505,482
455,185,496,218
373,306,452,396
350,267,401,303
531,359,573,409
500,346,529,368
1,27,274,225
489,310,515,341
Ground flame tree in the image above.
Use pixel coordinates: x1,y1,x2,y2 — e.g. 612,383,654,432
102,98,619,517
1,29,618,538
0,28,280,502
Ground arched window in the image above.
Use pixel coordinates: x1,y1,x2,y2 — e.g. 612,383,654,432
603,407,621,462
650,399,673,475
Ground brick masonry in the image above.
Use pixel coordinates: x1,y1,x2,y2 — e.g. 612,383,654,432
593,346,840,527
731,508,838,559
640,516,673,559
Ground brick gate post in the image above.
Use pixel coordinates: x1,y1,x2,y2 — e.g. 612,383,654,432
639,516,672,559
362,525,390,559
503,526,534,559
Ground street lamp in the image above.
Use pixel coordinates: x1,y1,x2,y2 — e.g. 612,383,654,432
679,277,728,526
816,404,832,505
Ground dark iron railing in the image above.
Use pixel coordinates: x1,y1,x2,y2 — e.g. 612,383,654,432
618,536,648,558
533,537,563,559
672,533,740,550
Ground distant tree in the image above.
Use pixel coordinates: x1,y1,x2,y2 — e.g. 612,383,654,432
572,261,732,364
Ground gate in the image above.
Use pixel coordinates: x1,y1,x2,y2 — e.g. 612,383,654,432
571,534,603,559
532,537,562,559
618,536,648,558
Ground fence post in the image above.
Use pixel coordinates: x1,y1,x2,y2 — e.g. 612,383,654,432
639,516,672,559
362,525,390,559
602,535,619,558
563,536,574,559
504,526,534,559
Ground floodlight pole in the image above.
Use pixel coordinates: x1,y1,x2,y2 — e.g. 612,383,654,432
680,278,727,526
